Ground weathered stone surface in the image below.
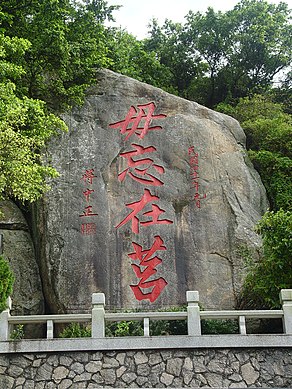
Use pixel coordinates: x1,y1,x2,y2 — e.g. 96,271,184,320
241,361,260,385
35,68,268,311
52,366,69,382
1,348,292,388
0,200,44,316
161,372,174,385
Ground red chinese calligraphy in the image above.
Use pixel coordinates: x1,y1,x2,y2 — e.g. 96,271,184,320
189,146,206,208
109,102,166,141
116,189,173,234
193,193,207,208
79,205,98,217
129,236,167,302
81,169,97,185
119,143,164,186
83,188,94,202
81,223,97,235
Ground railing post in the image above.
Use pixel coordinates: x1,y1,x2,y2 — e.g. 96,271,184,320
239,315,247,335
91,293,105,338
47,320,54,339
0,297,12,341
187,291,201,336
280,289,292,334
144,318,150,337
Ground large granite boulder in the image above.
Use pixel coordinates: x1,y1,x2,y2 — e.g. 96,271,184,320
35,69,268,312
0,201,44,316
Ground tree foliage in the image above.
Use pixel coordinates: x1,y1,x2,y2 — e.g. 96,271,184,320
0,256,14,313
144,0,291,107
0,0,119,110
240,210,292,308
0,32,67,203
217,94,292,211
107,28,175,93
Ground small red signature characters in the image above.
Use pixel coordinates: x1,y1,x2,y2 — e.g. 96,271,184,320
129,236,168,302
81,169,97,185
188,146,206,208
109,102,166,141
79,168,98,235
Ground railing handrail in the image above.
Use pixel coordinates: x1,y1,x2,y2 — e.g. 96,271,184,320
8,313,91,324
200,309,283,320
0,289,291,340
7,309,284,324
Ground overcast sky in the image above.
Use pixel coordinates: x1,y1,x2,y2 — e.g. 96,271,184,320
106,0,292,39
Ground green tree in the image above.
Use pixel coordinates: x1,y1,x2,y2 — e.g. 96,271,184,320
0,256,14,312
217,94,292,210
144,19,201,95
0,0,118,110
145,0,291,107
107,28,174,92
0,32,67,204
240,210,292,308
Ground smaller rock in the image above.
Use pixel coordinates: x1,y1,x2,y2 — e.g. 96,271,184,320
85,361,101,373
137,363,150,376
134,351,148,364
116,366,127,378
100,368,116,385
71,362,84,374
149,353,162,365
103,356,119,368
241,362,260,385
121,372,137,384
116,352,126,365
59,379,73,389
73,372,92,382
166,358,183,376
53,366,69,383
161,372,174,386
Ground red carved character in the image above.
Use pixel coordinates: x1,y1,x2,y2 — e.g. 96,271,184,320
109,102,166,141
129,236,168,302
116,189,173,234
193,193,207,208
83,188,94,202
81,223,97,235
79,205,98,217
81,169,97,185
119,143,164,186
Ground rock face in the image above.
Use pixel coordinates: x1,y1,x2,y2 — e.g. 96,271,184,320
35,69,268,313
0,201,44,316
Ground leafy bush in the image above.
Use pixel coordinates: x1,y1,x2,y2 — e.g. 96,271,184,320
59,323,91,338
106,320,143,337
240,209,292,308
0,255,14,312
10,324,24,340
201,319,238,334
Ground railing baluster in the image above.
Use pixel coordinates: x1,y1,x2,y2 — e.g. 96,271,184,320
187,291,201,336
239,315,246,335
91,293,105,338
280,290,292,334
47,320,54,339
0,297,12,341
144,318,150,337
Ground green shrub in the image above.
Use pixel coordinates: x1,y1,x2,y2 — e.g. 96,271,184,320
201,319,238,334
240,209,292,308
0,255,14,312
10,324,24,340
59,323,91,338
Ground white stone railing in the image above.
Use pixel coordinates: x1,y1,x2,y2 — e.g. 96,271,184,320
0,290,291,341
